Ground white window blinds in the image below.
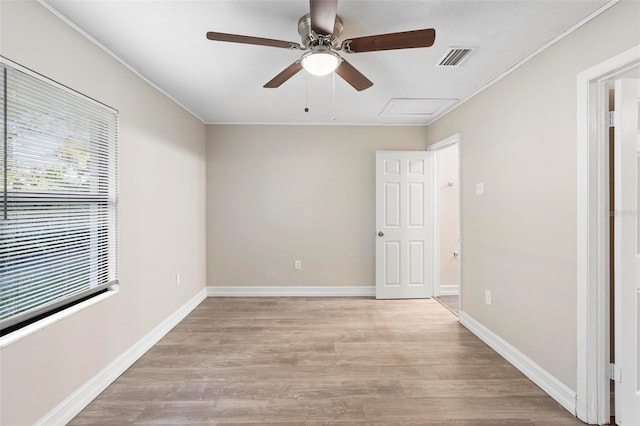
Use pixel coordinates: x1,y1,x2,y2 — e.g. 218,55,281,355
0,59,118,333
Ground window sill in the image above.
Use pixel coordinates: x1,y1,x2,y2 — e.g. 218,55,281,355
0,286,119,349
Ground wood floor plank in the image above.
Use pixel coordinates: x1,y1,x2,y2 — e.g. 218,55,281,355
69,298,584,425
399,378,547,398
361,396,576,421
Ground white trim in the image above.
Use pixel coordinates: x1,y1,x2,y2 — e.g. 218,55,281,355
576,44,640,424
0,289,118,349
207,285,375,297
35,288,207,426
459,311,577,416
36,0,206,124
428,133,460,151
438,284,459,296
430,0,619,127
206,121,429,127
457,136,463,313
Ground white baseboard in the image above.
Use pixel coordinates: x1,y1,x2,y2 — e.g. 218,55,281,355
207,285,375,297
459,311,576,416
438,284,459,296
37,288,207,426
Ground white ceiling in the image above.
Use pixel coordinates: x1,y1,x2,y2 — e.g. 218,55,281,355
43,0,610,125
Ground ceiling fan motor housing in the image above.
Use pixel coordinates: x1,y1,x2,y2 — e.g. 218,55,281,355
297,13,344,49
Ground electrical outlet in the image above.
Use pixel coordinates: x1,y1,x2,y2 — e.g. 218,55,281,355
176,273,181,287
485,289,492,306
294,260,301,270
476,182,485,195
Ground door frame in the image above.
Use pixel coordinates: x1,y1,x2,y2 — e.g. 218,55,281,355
428,134,462,305
576,44,640,425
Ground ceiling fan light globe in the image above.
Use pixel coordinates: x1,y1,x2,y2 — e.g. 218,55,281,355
301,51,340,76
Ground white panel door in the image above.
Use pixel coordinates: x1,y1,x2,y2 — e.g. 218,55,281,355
614,78,640,426
376,151,434,299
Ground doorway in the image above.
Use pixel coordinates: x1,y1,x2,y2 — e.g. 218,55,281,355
429,134,461,315
576,46,640,425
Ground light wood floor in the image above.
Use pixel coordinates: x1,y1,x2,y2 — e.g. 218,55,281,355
70,298,583,425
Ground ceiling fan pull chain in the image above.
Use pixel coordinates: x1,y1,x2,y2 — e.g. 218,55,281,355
304,71,309,113
331,72,336,121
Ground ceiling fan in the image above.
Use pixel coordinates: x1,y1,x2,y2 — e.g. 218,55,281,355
206,0,436,91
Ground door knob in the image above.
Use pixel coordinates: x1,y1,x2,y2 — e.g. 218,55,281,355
378,231,384,237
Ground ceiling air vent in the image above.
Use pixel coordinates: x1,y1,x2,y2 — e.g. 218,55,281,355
438,47,474,67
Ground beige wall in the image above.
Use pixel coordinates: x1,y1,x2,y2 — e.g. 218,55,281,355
0,2,207,425
206,125,427,286
437,144,460,287
426,0,640,390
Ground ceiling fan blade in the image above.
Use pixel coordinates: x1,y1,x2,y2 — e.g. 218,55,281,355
263,61,304,88
341,28,436,53
206,32,303,50
310,0,338,35
335,58,373,92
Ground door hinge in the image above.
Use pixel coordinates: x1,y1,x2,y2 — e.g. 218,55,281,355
608,363,622,382
608,111,618,128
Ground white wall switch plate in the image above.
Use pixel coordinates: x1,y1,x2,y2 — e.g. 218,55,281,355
176,273,181,287
476,182,485,195
294,260,301,270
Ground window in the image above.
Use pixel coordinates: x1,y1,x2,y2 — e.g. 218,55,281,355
0,58,118,335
